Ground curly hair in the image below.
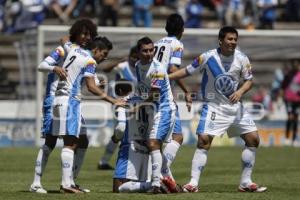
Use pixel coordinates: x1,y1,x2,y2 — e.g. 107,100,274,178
69,18,97,43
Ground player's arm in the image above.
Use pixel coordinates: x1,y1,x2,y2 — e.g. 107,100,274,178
85,76,125,106
38,46,68,79
112,107,127,142
168,67,189,80
229,80,253,104
100,58,126,72
169,65,192,111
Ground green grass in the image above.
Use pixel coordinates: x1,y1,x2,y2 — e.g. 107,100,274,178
0,146,299,200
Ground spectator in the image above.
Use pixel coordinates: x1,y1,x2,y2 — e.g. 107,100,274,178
49,0,78,24
285,0,300,22
99,0,119,26
4,0,47,33
185,0,203,28
257,0,278,29
281,59,300,146
132,0,153,27
211,0,225,26
224,0,245,28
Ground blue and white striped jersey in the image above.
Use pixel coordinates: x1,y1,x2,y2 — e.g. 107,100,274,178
114,61,137,83
186,48,253,104
55,46,96,99
135,58,176,110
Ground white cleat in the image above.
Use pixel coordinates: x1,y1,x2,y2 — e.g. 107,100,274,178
29,184,47,194
238,183,267,193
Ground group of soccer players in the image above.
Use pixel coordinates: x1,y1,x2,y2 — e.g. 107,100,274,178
29,13,267,194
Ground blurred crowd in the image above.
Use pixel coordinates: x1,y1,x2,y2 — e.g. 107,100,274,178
0,0,300,33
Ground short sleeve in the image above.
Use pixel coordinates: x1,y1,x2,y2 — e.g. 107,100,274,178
170,42,184,66
241,56,253,80
186,53,207,75
84,59,96,77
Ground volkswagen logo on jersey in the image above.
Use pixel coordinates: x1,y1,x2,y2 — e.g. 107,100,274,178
214,74,236,96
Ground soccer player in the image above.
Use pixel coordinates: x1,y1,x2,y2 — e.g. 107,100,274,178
135,37,176,193
97,46,139,170
169,26,267,193
52,36,125,193
111,80,152,193
30,19,97,194
153,13,191,191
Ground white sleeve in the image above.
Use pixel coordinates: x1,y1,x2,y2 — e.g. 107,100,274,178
241,56,253,80
38,60,55,72
38,46,65,72
113,107,127,140
170,42,184,66
186,53,207,75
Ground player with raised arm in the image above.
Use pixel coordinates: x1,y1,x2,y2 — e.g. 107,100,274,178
169,26,267,193
97,46,139,170
52,36,125,193
135,37,176,194
153,13,192,192
29,19,97,194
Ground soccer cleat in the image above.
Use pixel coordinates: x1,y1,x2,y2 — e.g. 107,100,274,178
29,184,47,194
97,163,114,170
71,184,91,193
161,176,177,193
60,185,83,193
238,183,267,193
182,183,199,193
159,182,171,194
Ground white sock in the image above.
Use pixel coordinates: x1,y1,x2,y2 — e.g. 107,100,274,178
150,149,162,187
61,148,74,188
190,148,207,186
73,148,87,181
32,145,52,186
162,140,180,179
99,139,118,165
119,181,151,193
240,147,256,186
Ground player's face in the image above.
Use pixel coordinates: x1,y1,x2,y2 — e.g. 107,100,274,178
94,49,109,64
219,32,237,56
76,28,92,48
139,43,154,64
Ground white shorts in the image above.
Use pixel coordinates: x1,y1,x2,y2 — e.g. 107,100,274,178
114,143,151,181
149,108,176,142
196,102,257,137
52,96,82,137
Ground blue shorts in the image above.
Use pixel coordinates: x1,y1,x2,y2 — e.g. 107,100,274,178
41,95,54,136
173,109,182,134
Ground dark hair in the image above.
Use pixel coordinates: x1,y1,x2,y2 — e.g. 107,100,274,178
129,45,138,56
87,36,113,50
137,37,153,50
165,13,184,36
69,18,97,43
218,26,238,40
115,79,133,96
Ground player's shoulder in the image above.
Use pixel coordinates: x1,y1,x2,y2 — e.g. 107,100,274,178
200,48,216,59
234,49,249,60
117,61,129,69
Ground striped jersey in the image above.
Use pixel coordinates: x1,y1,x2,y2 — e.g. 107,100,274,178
114,61,137,83
55,46,96,99
135,58,176,110
186,48,253,104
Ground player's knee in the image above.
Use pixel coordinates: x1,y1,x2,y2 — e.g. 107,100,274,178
77,135,89,149
45,135,57,149
63,135,78,149
197,136,211,150
172,134,183,145
147,139,161,151
244,132,260,148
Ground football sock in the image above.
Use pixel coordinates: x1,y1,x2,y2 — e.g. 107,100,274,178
150,149,162,187
33,144,52,186
190,148,207,186
119,181,151,193
73,148,87,180
161,140,180,179
99,139,118,165
240,146,256,186
61,148,74,188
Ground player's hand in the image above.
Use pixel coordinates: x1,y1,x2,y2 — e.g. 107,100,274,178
114,98,126,107
60,35,69,45
53,66,68,80
185,92,192,112
229,91,242,104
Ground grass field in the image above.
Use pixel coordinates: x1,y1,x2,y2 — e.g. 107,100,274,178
0,146,299,200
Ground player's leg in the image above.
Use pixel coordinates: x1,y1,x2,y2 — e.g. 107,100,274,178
291,103,299,146
284,101,293,145
148,110,175,193
183,134,213,192
97,137,118,170
30,135,57,193
162,110,183,179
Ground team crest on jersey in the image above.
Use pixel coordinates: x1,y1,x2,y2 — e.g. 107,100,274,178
138,82,150,99
214,74,236,96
